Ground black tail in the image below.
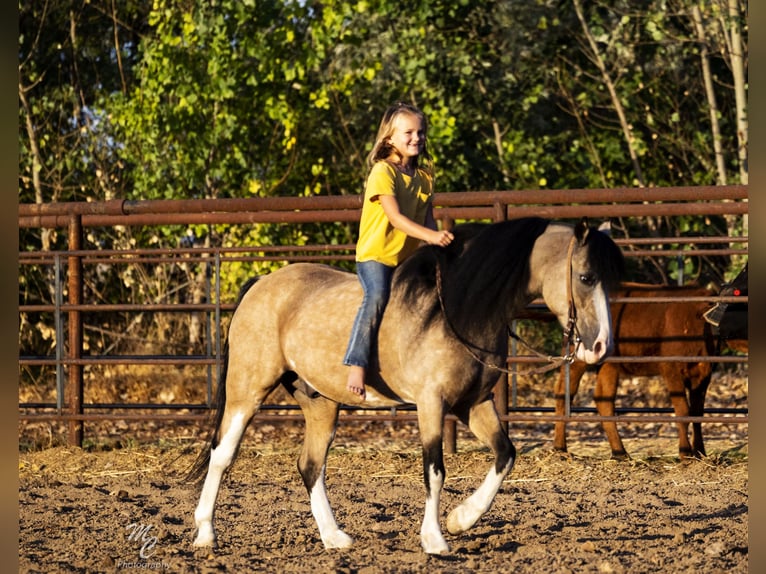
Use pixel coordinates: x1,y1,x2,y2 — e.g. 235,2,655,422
185,339,229,484
184,277,260,484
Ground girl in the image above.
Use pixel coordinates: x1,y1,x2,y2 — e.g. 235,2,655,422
344,102,454,399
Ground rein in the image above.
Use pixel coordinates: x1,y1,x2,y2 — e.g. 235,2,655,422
435,236,580,376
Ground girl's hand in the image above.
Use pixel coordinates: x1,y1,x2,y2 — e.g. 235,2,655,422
429,229,454,247
379,195,453,247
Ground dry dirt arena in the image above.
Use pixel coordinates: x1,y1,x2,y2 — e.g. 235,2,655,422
19,374,748,573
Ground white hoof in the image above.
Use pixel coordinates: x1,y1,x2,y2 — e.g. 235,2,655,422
321,529,354,549
193,523,216,548
446,505,476,535
421,532,450,555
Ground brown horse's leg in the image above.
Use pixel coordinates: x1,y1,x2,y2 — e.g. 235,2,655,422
662,365,694,459
594,364,629,459
553,361,588,453
292,389,352,549
687,364,712,458
415,396,449,554
446,397,516,536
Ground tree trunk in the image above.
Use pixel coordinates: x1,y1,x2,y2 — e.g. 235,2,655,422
571,0,645,188
691,4,727,186
726,0,748,188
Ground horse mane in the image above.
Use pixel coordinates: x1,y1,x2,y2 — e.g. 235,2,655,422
396,217,551,337
396,217,625,338
584,225,624,292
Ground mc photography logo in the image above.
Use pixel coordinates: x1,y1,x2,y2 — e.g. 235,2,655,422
117,522,171,571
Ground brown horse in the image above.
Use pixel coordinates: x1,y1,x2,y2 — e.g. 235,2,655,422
188,217,624,554
553,283,719,459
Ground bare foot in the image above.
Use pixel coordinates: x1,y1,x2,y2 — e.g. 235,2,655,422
346,366,366,399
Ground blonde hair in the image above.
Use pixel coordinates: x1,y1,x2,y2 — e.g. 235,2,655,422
365,102,434,176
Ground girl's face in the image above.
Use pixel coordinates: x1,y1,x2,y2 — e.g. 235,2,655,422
388,113,425,162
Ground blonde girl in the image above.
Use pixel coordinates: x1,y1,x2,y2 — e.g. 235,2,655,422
344,102,454,399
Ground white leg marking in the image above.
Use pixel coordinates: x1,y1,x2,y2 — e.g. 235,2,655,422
447,456,515,535
310,469,354,549
193,412,247,548
420,465,449,554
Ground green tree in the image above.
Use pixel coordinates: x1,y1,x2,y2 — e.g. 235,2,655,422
20,0,747,280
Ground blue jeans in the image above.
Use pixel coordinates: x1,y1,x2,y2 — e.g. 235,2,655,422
343,260,395,368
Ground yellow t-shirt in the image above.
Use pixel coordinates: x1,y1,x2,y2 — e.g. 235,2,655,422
355,161,434,266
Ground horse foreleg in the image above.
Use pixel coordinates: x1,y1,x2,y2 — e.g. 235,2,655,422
193,410,250,548
594,364,629,460
553,361,588,452
294,391,352,549
447,398,515,536
417,398,449,555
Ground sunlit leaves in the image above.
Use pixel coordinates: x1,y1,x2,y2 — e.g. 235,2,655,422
20,0,747,247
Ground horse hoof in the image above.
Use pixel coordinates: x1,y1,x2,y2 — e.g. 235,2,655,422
421,534,450,555
192,536,215,549
193,525,216,548
322,530,354,549
446,511,468,536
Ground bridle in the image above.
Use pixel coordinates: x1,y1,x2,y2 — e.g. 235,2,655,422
559,234,582,360
435,235,582,376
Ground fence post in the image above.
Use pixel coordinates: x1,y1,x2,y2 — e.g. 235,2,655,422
66,215,84,447
493,202,509,434
54,254,64,414
440,216,458,454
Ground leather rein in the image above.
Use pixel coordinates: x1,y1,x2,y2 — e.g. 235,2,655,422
435,235,581,376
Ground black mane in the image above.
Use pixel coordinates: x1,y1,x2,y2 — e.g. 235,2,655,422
584,224,625,292
395,217,550,338
395,217,625,338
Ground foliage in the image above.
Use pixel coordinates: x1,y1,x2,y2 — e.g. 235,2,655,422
19,0,748,358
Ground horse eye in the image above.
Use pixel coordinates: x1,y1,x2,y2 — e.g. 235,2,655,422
579,273,596,287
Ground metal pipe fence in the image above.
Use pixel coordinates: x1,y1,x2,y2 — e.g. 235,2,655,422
18,186,749,448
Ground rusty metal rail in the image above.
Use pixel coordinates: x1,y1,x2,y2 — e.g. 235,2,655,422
18,186,749,448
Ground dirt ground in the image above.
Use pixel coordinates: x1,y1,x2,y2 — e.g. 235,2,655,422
19,370,749,573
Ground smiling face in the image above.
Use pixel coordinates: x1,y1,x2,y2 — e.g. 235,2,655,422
388,112,425,162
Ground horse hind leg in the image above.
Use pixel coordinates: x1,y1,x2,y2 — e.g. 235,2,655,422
191,362,284,548
291,387,352,549
688,366,712,458
446,398,516,537
192,407,252,548
662,366,695,459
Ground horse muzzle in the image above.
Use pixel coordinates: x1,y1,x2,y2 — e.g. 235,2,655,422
573,334,612,365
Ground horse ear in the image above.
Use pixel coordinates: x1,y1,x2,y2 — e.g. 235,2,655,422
597,220,612,237
575,216,590,244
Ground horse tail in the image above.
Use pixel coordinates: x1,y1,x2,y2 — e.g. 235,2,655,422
185,276,261,484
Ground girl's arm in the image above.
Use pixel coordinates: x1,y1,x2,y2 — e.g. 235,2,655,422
379,195,452,246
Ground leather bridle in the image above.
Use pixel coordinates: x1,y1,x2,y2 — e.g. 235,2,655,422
435,235,581,376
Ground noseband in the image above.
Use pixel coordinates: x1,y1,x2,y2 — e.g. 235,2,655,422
436,236,581,376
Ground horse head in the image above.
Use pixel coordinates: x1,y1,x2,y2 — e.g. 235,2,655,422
532,217,624,365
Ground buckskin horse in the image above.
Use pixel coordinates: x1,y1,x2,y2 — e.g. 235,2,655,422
187,217,624,554
553,283,726,459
